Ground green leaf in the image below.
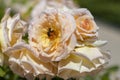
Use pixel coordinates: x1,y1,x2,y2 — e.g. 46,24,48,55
101,73,109,80
0,67,5,77
52,76,64,80
101,66,119,80
22,33,28,43
106,66,119,73
83,75,95,80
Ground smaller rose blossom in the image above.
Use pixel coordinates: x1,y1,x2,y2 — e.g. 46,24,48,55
71,8,99,42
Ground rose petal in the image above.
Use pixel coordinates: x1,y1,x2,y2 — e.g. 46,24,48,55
74,47,103,60
0,52,4,66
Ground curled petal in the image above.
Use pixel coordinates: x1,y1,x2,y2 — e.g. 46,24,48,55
0,52,4,66
0,21,10,50
85,40,108,47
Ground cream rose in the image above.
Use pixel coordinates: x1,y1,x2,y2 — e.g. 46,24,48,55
71,8,99,42
58,46,110,79
0,8,27,52
29,8,76,61
4,42,57,80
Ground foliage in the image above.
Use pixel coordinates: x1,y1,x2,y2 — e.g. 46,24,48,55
0,0,6,20
22,33,29,43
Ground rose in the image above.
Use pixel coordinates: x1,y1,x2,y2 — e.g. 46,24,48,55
0,9,27,66
29,8,76,61
58,46,110,79
4,42,57,80
71,8,99,42
0,8,27,52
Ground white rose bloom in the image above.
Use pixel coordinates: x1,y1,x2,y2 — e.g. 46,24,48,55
0,9,27,66
29,8,76,61
0,8,27,52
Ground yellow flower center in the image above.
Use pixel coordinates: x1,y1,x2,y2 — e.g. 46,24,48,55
38,25,61,48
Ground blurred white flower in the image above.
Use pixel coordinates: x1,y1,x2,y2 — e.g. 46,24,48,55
31,0,77,19
0,8,27,52
29,8,76,61
3,0,38,20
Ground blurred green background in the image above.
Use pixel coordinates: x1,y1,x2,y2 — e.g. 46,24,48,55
0,0,120,80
